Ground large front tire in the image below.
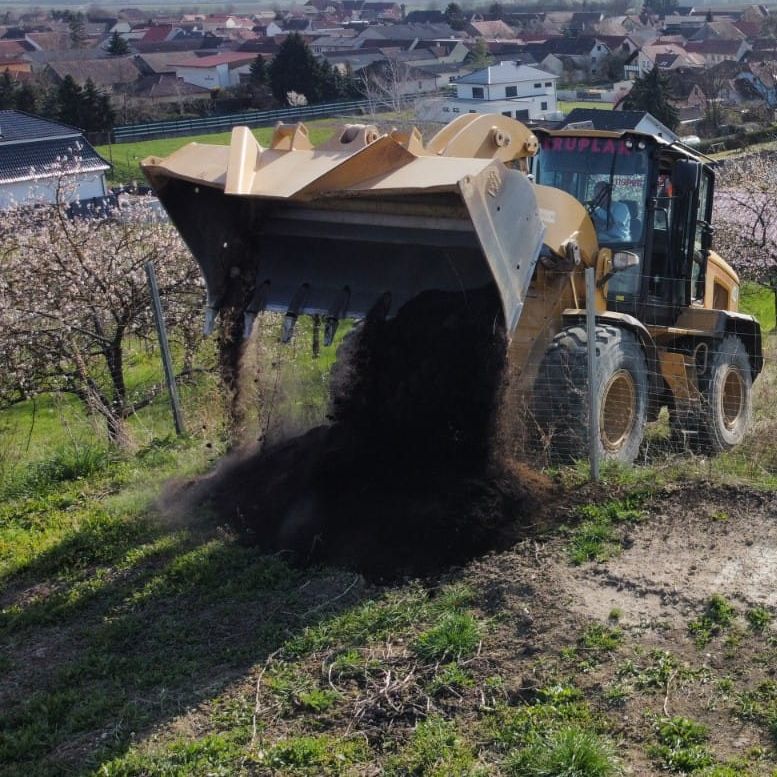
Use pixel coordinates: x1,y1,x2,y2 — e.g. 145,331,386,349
533,325,649,464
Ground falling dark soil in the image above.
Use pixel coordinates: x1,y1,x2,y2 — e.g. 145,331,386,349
185,288,555,580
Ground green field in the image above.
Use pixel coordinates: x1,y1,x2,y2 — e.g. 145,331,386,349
97,123,339,185
559,100,614,113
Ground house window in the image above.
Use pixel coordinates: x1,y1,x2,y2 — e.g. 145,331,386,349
502,110,512,116
443,106,450,112
469,109,477,113
505,85,517,97
545,81,552,87
472,86,484,98
541,101,548,110
452,107,460,113
534,82,541,88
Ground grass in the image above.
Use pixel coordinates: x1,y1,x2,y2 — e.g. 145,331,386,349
506,726,621,777
567,494,647,565
413,611,482,662
559,100,614,113
688,595,737,648
97,113,416,184
648,716,714,773
97,123,337,184
746,606,772,633
385,717,480,777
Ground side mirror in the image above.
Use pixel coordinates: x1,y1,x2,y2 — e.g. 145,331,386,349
612,250,640,272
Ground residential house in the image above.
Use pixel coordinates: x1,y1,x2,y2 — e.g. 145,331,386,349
420,61,557,122
200,15,255,33
689,20,748,42
736,60,777,107
174,51,256,89
360,2,403,23
537,36,611,81
404,11,445,24
135,24,181,45
626,42,705,79
134,51,214,77
561,107,678,141
684,38,750,67
465,20,517,40
352,23,464,46
45,57,142,93
0,109,110,209
120,74,211,110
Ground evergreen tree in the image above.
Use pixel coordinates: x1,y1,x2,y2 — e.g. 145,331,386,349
622,66,678,131
444,2,466,30
469,38,493,69
15,82,37,113
269,33,337,104
642,0,678,15
81,78,115,131
249,54,268,85
107,31,129,56
0,70,15,109
69,12,88,48
57,75,84,127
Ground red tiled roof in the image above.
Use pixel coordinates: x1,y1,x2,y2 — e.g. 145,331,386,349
142,25,174,43
0,40,33,58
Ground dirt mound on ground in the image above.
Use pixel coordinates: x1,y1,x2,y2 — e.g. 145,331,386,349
184,289,554,579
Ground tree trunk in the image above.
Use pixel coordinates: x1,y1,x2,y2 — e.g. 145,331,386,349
105,337,127,417
772,284,777,332
69,339,133,449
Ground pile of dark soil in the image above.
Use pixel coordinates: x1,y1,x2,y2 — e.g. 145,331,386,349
185,289,553,579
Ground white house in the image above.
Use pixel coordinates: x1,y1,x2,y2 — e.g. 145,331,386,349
0,110,110,210
419,62,558,123
174,52,256,90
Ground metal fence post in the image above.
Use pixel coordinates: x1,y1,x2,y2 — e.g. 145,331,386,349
145,261,185,436
585,267,600,481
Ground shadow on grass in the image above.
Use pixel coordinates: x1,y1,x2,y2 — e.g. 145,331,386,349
0,515,370,777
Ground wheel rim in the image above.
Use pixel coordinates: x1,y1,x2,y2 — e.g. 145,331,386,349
600,369,636,452
721,367,745,431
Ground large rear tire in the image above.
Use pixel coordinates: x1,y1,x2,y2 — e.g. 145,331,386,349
695,335,752,454
533,325,649,464
670,336,752,454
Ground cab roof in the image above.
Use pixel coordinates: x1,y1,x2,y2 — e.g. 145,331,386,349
534,126,714,165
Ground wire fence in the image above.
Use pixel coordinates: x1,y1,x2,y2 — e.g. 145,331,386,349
111,97,402,143
510,268,772,483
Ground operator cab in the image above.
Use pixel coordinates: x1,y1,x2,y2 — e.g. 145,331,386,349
533,129,715,327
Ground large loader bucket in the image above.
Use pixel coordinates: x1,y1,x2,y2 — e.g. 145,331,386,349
141,116,550,340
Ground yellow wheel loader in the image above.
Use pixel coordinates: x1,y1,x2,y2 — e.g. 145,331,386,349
142,114,762,464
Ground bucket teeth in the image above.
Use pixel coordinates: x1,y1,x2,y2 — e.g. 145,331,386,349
367,292,392,322
281,283,310,343
204,307,218,336
243,279,270,339
324,286,351,347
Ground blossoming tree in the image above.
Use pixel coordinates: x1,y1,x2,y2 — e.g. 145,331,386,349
0,188,203,446
714,153,777,327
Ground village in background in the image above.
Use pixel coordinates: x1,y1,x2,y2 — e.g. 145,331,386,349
0,0,776,150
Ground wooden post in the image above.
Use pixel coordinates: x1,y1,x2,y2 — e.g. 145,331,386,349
145,261,185,436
